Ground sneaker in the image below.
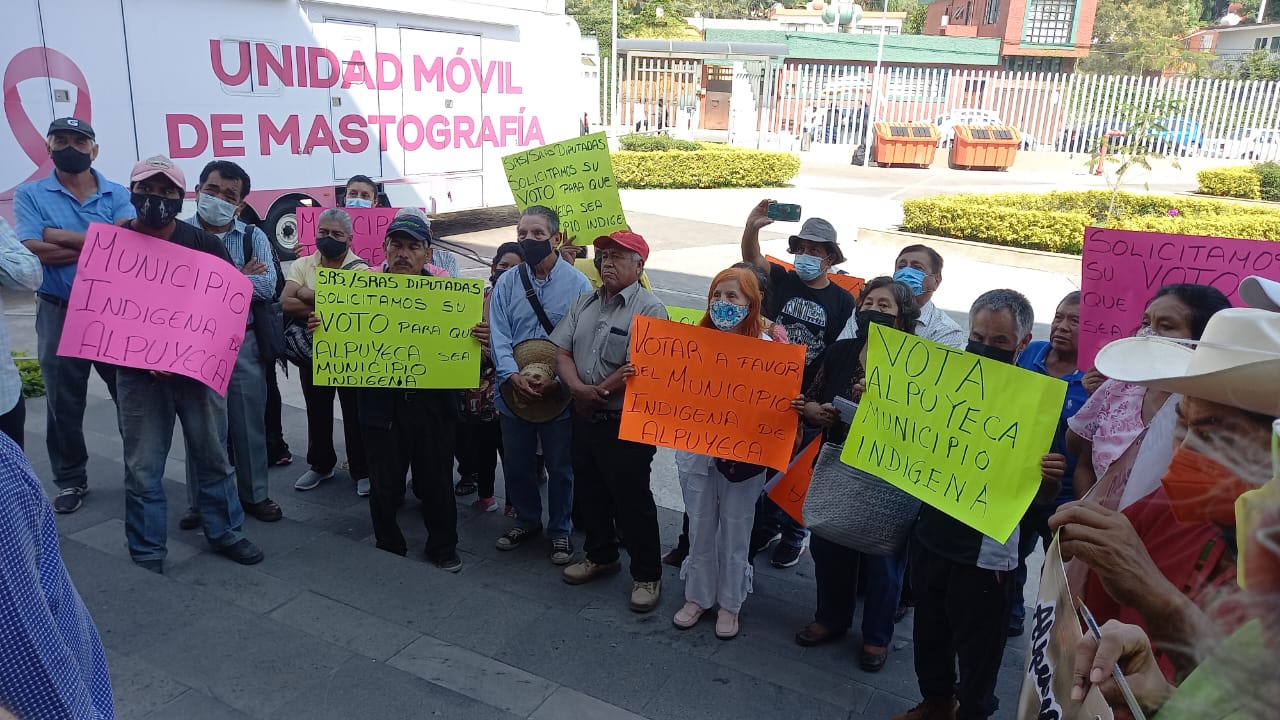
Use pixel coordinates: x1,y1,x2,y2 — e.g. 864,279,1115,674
562,558,622,585
751,530,781,555
356,478,371,497
890,697,959,720
53,486,87,514
293,468,334,491
496,526,542,551
179,508,201,531
503,503,516,518
433,553,463,573
269,451,293,467
770,542,806,569
549,537,574,565
629,580,661,613
472,497,498,512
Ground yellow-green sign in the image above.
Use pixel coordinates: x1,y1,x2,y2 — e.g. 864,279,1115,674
501,132,627,243
313,268,483,389
665,305,705,325
841,325,1066,543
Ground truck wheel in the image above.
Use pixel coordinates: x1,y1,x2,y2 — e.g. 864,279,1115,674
263,197,306,261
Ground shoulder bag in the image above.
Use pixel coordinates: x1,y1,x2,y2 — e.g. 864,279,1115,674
802,442,921,557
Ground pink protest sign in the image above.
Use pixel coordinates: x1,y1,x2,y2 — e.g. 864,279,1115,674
56,223,253,396
1079,226,1280,368
296,207,420,267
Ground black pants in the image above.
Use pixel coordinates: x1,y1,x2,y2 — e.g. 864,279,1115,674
0,396,25,450
455,419,502,499
572,416,661,582
909,543,1012,720
263,361,289,460
299,361,368,479
361,392,457,561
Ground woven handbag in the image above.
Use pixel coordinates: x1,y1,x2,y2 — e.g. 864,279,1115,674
802,442,920,557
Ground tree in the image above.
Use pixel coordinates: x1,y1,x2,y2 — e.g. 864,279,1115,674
903,4,928,33
1080,0,1210,75
1089,98,1185,218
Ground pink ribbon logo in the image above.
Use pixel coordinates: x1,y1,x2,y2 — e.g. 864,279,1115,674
2,47,92,200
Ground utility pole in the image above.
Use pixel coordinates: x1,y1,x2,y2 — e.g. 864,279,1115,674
611,0,619,128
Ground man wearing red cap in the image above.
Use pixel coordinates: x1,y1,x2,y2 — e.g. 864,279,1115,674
114,155,264,573
550,230,669,612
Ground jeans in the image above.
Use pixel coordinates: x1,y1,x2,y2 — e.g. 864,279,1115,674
456,419,502,499
810,535,907,647
572,417,660,582
117,368,245,563
499,412,574,540
298,360,367,479
1008,503,1055,629
36,297,120,490
186,332,270,508
910,542,1012,720
0,396,25,450
361,390,457,560
752,494,809,552
678,452,765,613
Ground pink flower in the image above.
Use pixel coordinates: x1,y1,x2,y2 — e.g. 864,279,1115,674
1167,208,1181,216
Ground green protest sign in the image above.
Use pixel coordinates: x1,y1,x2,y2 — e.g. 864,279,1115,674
840,325,1066,542
502,132,627,243
665,305,705,325
313,268,483,389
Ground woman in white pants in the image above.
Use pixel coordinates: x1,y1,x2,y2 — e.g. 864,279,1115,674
673,266,785,640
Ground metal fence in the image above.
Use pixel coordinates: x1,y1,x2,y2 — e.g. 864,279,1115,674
603,58,1280,160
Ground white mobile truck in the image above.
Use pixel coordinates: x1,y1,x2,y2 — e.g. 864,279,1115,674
2,0,582,257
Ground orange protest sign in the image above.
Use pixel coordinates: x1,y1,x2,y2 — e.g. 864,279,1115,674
766,255,865,297
621,316,804,471
767,435,822,524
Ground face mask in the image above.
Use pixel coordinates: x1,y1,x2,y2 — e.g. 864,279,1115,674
131,193,183,229
315,235,348,260
51,146,92,174
1135,325,1159,338
345,197,373,208
793,254,824,281
196,192,237,227
519,238,554,266
965,340,1017,365
893,267,927,295
1160,446,1255,526
710,300,750,330
856,309,897,337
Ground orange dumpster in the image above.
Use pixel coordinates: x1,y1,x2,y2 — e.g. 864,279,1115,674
950,125,1020,170
872,122,940,167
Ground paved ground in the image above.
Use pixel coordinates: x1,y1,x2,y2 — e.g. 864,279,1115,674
8,155,1195,719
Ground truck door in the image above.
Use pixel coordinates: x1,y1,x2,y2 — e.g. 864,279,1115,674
397,28,483,177
317,19,383,183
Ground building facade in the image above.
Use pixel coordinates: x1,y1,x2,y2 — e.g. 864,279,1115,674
923,0,1097,72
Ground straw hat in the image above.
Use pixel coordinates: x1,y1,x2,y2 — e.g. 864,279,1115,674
500,339,571,423
1240,275,1280,313
1094,307,1280,417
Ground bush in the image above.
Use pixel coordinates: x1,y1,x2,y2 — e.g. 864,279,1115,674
617,134,701,152
612,149,801,189
13,354,42,399
901,190,1280,255
1197,167,1262,200
1255,162,1280,201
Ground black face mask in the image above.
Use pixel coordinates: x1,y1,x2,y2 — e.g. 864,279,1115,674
130,193,183,229
51,146,92,174
856,309,897,338
519,238,554,266
965,340,1017,364
315,235,348,260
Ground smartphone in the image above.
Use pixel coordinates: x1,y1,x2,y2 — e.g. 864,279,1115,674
832,396,859,425
766,202,802,222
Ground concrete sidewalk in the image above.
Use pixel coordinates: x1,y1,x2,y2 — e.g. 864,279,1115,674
32,378,1032,720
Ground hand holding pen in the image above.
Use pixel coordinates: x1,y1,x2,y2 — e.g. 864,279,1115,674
1072,604,1173,719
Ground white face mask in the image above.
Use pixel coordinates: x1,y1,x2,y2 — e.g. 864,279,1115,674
196,192,237,227
345,197,374,208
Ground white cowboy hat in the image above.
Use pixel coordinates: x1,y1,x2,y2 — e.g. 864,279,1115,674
1239,275,1280,313
1094,307,1280,417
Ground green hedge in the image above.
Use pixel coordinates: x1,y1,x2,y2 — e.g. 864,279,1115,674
612,149,801,189
13,354,42,398
1197,167,1262,200
901,190,1280,255
617,134,702,152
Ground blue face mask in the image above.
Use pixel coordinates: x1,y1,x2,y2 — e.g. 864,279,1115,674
893,266,927,295
345,197,374,209
709,300,750,330
793,254,824,281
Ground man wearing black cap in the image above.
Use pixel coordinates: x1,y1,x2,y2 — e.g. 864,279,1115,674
740,198,856,569
13,118,134,515
552,230,668,612
347,209,463,571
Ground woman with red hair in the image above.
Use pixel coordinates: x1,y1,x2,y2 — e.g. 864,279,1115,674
672,267,781,640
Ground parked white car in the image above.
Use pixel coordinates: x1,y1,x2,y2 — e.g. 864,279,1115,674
932,109,1040,150
1207,128,1280,160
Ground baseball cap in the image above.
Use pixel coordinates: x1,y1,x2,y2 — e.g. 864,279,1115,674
47,117,95,140
386,214,432,244
787,217,845,265
593,230,649,262
129,155,186,190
